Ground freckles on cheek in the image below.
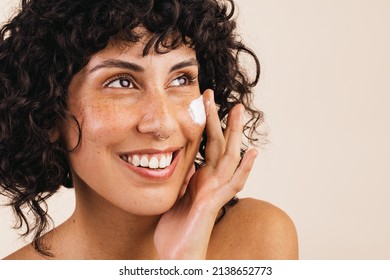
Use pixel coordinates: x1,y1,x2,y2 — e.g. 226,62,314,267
78,104,126,143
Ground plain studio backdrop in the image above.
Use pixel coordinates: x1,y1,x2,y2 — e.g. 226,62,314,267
1,0,389,259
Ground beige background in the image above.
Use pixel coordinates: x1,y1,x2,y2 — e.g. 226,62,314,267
1,0,389,259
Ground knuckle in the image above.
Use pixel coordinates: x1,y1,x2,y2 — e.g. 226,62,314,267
240,161,252,173
224,151,241,163
229,181,244,192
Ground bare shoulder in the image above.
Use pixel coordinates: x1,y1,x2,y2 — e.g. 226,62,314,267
3,244,46,260
207,198,299,259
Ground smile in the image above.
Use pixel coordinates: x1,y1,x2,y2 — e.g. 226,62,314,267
120,152,173,169
119,148,182,180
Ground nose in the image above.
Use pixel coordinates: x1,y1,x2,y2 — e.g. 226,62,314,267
137,92,178,139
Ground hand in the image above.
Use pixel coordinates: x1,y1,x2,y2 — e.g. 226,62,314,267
154,89,258,259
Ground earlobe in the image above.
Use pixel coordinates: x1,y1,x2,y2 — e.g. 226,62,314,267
49,126,60,143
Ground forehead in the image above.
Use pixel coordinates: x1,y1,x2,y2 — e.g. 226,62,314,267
84,37,197,72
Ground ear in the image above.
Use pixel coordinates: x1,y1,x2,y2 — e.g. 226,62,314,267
49,126,60,143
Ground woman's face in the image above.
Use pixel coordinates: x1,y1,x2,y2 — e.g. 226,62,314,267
61,36,205,215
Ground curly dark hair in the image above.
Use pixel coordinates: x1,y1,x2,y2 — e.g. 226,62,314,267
0,0,262,256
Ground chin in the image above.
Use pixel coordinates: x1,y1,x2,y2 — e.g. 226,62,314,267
116,190,180,217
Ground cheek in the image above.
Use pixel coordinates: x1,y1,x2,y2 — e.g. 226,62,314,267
188,95,206,126
62,102,131,150
175,97,206,140
83,104,121,135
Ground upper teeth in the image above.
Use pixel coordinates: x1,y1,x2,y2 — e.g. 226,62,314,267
121,153,173,169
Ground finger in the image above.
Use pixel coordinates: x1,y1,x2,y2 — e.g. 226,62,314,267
223,104,244,143
223,126,230,144
207,148,259,210
226,148,259,194
203,89,225,166
216,104,245,176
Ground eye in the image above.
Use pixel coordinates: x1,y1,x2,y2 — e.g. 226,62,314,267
104,75,135,89
169,73,197,87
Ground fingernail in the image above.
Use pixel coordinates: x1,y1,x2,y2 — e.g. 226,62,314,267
209,89,214,98
205,100,211,116
204,89,214,116
241,107,245,125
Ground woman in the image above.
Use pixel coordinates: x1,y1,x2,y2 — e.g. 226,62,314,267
0,0,298,259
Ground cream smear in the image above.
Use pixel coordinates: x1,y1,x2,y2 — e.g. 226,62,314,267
188,95,206,125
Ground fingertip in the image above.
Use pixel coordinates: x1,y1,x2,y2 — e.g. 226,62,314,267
202,88,214,101
251,147,259,157
236,103,245,112
202,89,214,118
204,99,211,117
249,148,259,162
227,104,245,126
242,147,259,166
239,105,245,125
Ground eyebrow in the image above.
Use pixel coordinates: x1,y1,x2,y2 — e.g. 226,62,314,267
89,58,198,73
89,60,144,73
169,58,198,72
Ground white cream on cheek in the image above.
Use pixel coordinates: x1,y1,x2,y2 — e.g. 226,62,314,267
188,95,206,125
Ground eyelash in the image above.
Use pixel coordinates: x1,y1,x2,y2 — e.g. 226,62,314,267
171,72,198,87
103,71,198,89
103,74,134,88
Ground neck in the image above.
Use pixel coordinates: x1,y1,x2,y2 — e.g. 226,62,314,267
49,183,161,259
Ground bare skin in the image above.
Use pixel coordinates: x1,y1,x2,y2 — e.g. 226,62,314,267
5,198,298,260
4,34,298,260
